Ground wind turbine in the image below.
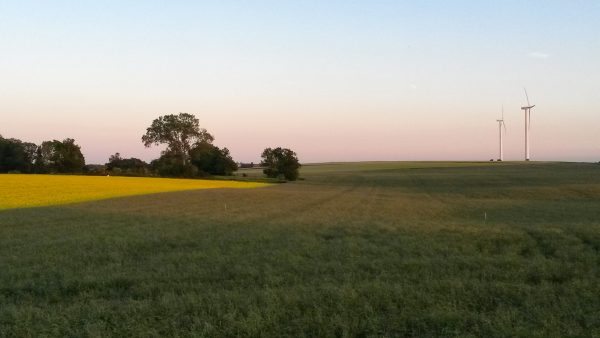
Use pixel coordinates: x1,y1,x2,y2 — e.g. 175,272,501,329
496,105,506,161
521,88,535,161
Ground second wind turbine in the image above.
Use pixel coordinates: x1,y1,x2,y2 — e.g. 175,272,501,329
496,106,506,161
521,88,536,161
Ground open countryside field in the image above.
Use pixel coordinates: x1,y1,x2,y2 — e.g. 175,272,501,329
1,162,600,336
0,174,269,210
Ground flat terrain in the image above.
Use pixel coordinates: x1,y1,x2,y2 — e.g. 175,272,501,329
0,174,268,210
1,162,600,337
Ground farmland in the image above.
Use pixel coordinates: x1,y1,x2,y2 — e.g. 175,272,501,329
1,162,600,337
0,174,269,210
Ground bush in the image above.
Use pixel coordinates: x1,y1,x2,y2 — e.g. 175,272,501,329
189,142,237,176
261,147,300,181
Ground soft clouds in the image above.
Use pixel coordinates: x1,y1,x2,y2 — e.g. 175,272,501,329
528,52,550,59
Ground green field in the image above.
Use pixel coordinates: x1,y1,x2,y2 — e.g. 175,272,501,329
1,162,600,337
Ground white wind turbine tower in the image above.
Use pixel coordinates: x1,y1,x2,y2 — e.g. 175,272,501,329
521,88,535,161
496,105,506,161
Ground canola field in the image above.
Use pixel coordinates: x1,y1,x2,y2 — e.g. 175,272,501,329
0,174,269,210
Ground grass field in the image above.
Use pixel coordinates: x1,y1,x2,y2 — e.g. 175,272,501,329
1,162,600,337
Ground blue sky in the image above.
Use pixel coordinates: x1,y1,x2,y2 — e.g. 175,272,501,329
1,1,599,163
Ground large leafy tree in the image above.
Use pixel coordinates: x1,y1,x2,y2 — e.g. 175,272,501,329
39,138,85,173
142,113,214,166
261,147,301,181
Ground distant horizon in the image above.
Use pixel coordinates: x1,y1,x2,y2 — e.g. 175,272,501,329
2,125,598,164
2,1,599,163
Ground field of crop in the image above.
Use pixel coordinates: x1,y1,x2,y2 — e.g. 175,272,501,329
1,162,600,337
0,174,269,210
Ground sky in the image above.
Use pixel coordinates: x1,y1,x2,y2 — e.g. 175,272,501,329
1,0,599,163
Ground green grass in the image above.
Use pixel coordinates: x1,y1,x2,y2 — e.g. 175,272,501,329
1,161,600,337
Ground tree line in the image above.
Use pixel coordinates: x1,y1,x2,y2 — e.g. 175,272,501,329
0,113,300,180
0,136,85,174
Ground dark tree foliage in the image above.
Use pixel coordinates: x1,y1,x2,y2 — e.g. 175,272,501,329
106,153,149,176
142,113,239,178
189,142,238,176
0,135,37,173
261,147,301,181
39,139,85,173
150,151,198,178
239,162,255,168
83,164,107,175
142,113,214,166
22,142,37,168
33,146,46,173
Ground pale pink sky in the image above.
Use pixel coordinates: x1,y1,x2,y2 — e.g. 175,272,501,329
2,1,599,163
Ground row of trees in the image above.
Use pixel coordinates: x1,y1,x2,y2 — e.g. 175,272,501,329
0,135,85,173
1,113,302,180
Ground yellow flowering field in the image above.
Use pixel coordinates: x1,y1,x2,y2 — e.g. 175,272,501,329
0,174,270,210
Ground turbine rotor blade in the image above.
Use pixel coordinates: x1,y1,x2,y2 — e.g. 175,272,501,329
524,87,531,106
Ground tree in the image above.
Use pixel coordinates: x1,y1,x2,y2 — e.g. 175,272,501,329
109,152,122,163
83,164,107,175
142,113,214,166
38,139,85,173
150,151,198,178
189,142,238,176
33,146,46,173
106,152,149,176
261,147,301,181
22,142,38,168
0,136,36,173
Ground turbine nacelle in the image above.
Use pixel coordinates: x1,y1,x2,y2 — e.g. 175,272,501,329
521,105,535,110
